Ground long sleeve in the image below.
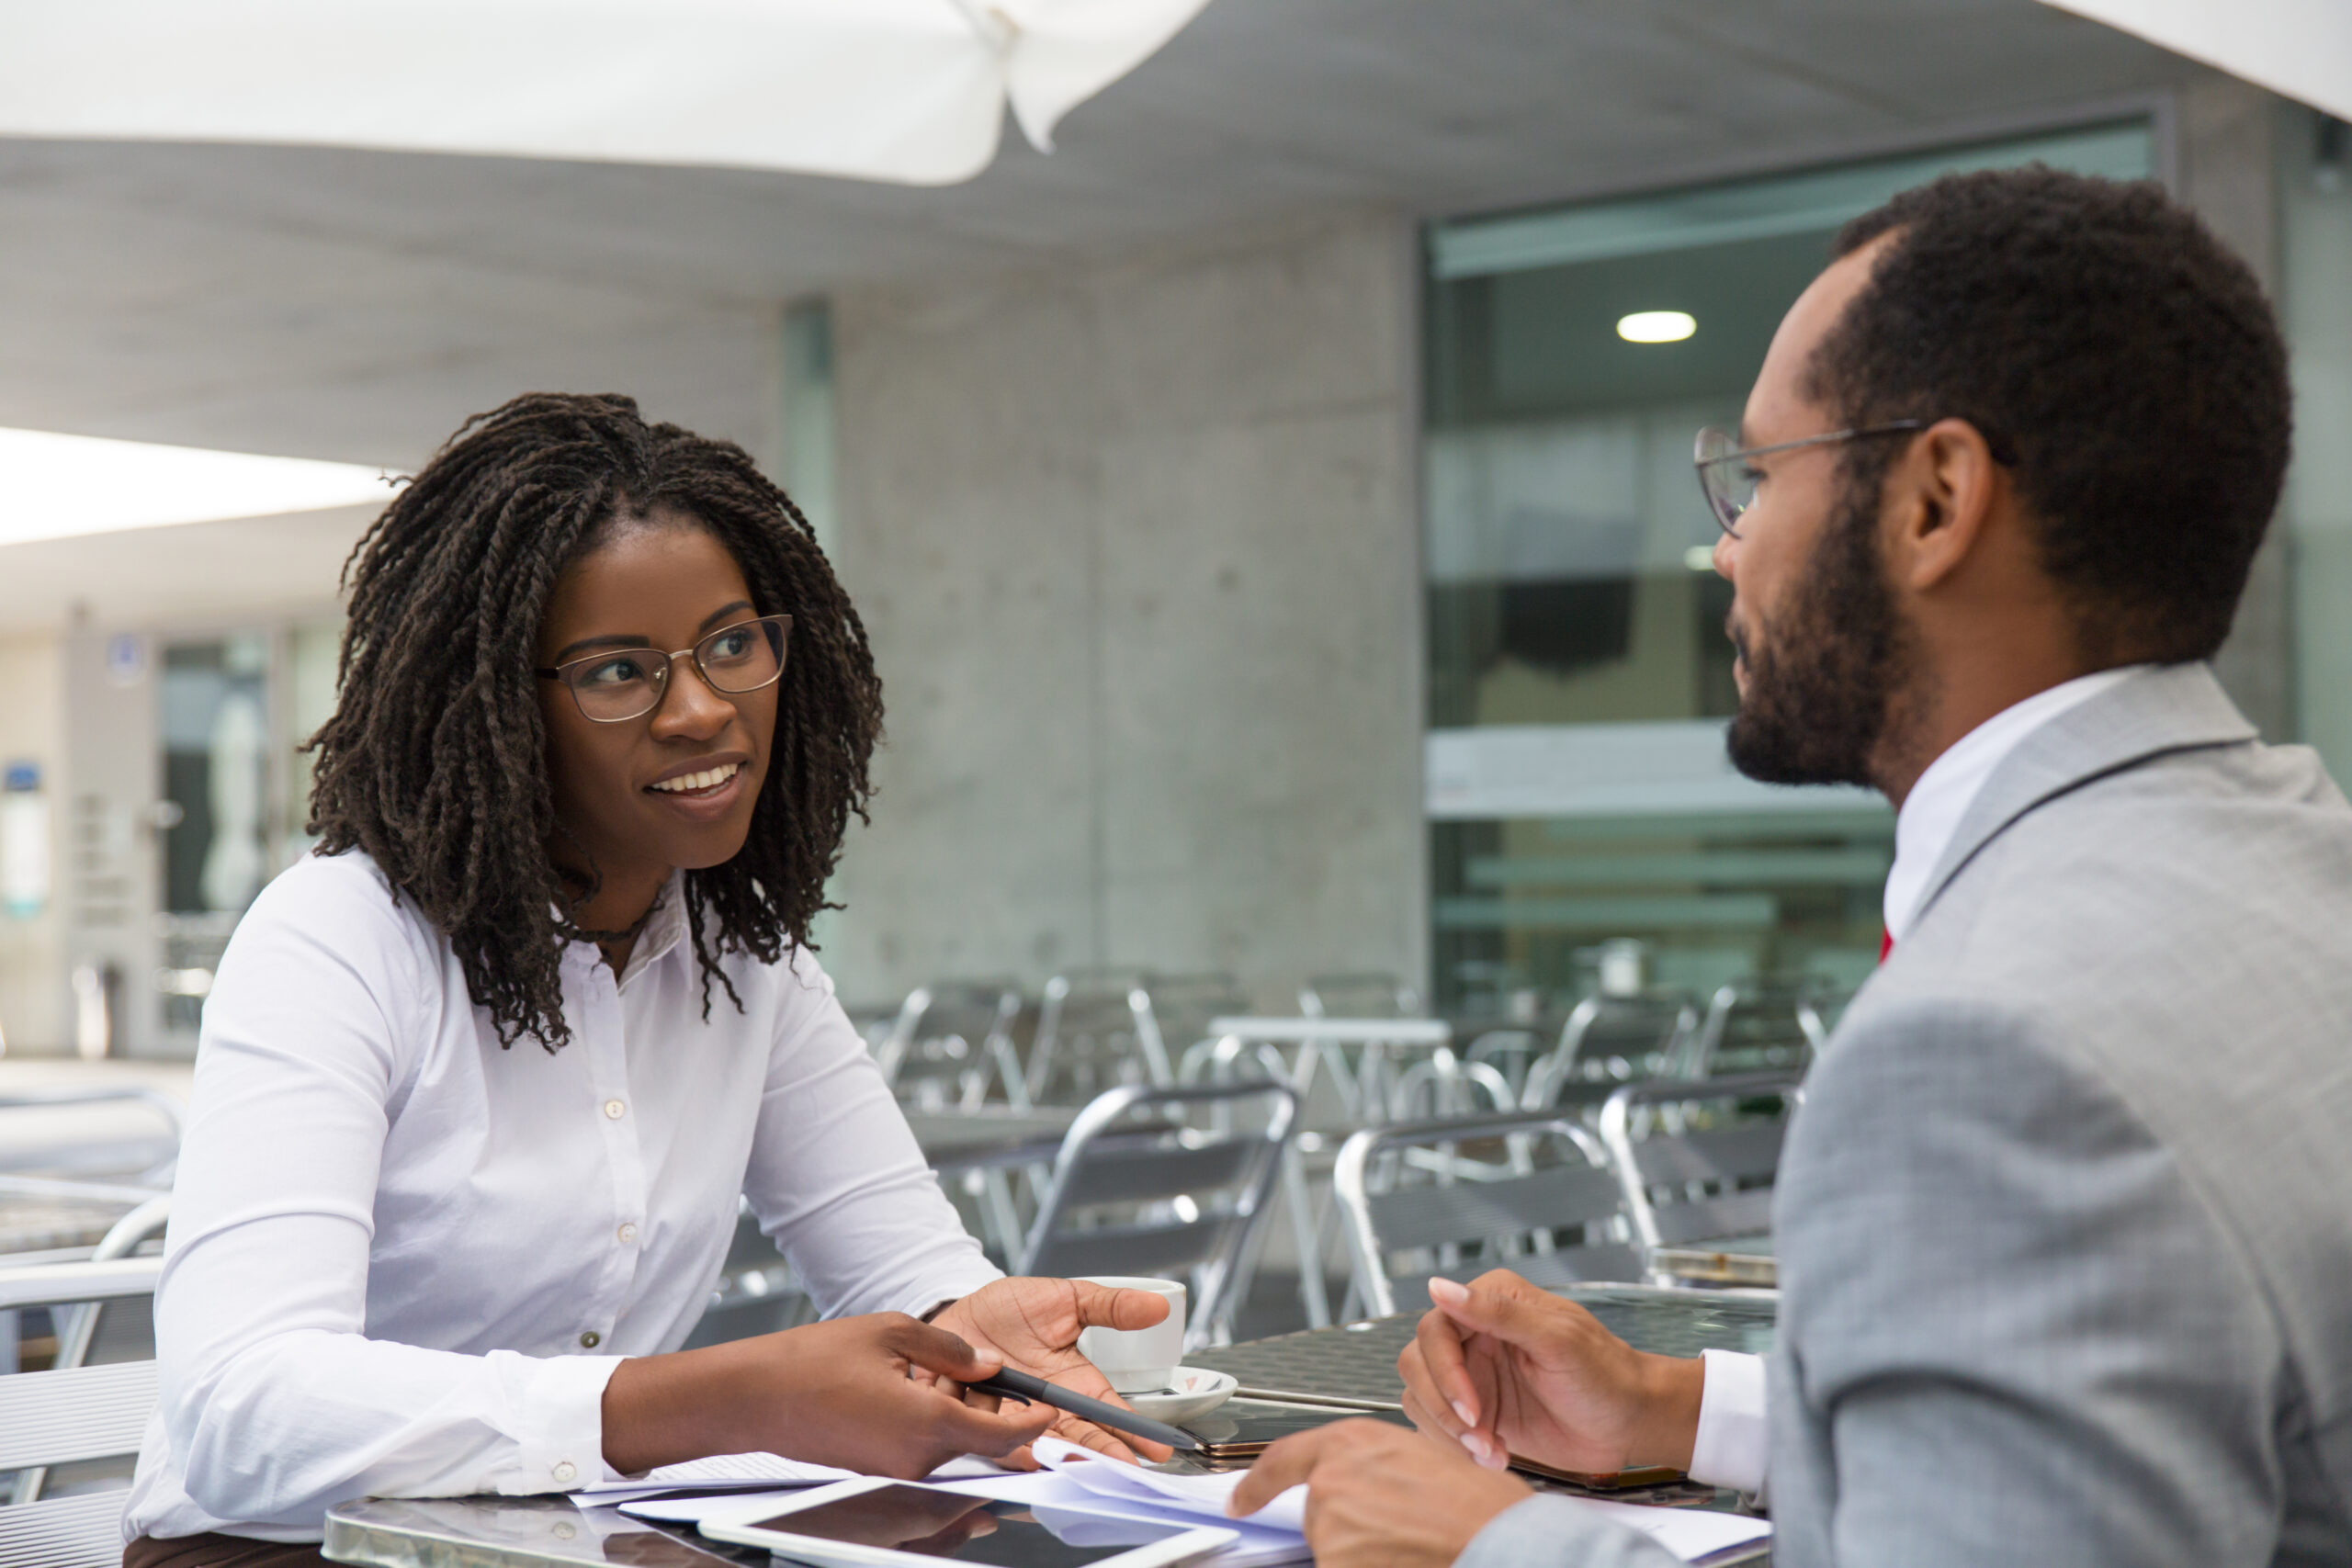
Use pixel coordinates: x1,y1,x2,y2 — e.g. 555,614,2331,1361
740,951,1000,1319
149,869,618,1540
1457,1495,1687,1568
1765,995,2287,1566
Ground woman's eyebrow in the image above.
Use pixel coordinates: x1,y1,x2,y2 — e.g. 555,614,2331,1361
549,632,650,662
549,604,756,663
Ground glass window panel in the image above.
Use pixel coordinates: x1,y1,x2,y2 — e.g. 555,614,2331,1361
1422,121,2154,1013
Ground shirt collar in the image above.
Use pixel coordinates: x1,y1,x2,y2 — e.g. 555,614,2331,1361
1882,666,2149,942
555,871,692,989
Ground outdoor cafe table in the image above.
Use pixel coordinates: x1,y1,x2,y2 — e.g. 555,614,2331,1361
320,1284,1777,1568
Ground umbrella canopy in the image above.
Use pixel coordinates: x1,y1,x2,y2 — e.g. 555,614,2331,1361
2037,0,2351,122
0,0,1213,186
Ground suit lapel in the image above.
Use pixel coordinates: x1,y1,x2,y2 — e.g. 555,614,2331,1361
1908,662,2257,929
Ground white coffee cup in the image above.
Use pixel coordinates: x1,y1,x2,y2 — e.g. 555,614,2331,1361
1075,1275,1188,1394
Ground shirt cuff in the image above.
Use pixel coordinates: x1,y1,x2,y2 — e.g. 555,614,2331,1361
901,1259,1003,1322
495,1348,626,1494
1687,1348,1769,1495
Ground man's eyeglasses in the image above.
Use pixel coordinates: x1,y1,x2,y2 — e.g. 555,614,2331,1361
536,614,793,724
1692,422,1928,539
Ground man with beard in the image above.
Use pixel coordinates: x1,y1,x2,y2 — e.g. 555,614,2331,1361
1228,166,2352,1566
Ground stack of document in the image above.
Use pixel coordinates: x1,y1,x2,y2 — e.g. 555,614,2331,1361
607,1438,1770,1566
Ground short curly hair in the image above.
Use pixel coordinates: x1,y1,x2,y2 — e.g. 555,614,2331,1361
1810,164,2291,661
308,392,881,1052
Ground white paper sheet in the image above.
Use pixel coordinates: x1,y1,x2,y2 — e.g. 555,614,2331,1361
1026,1438,1768,1564
1031,1437,1308,1532
580,1450,1007,1507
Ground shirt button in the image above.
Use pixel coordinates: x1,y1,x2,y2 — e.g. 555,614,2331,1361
603,1099,626,1120
617,1223,639,1245
552,1461,578,1483
579,1330,602,1348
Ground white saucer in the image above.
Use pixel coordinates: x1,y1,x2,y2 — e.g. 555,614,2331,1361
1122,1367,1238,1426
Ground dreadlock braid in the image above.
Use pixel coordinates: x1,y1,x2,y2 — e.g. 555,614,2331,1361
308,392,882,1053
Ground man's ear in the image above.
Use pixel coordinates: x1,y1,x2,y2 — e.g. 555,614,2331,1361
1884,417,2005,592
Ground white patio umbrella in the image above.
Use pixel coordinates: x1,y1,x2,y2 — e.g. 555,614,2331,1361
0,0,1214,186
2036,0,2352,123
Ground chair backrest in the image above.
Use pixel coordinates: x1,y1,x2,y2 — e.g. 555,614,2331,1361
875,981,1030,1111
1525,991,1696,1104
1131,974,1249,1086
1016,1080,1297,1348
1028,971,1161,1104
1677,979,1831,1077
1299,973,1422,1019
0,1257,164,1567
1600,1072,1801,1260
1335,1111,1643,1319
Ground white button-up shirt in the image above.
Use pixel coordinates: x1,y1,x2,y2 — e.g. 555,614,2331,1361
1687,666,2153,1494
125,850,1000,1543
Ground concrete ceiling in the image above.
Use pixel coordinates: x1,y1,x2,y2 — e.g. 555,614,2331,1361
0,0,2205,627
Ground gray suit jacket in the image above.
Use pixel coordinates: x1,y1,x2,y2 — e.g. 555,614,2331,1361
1459,663,2352,1566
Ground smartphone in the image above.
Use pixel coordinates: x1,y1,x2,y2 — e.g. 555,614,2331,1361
699,1477,1237,1568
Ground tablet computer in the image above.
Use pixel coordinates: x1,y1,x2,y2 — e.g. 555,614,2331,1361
698,1477,1238,1568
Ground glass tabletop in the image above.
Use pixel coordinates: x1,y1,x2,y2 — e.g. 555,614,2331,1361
323,1287,1778,1567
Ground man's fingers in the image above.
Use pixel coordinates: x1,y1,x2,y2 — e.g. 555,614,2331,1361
1408,1301,1482,1429
1069,1279,1171,1332
888,1317,1004,1383
1228,1427,1333,1517
1052,1410,1159,1465
1428,1270,1561,1349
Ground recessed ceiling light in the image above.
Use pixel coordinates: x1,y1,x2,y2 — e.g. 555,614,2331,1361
1617,310,1697,344
0,427,390,547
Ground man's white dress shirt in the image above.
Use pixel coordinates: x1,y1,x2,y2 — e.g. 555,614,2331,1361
124,850,1001,1543
1683,666,2145,1495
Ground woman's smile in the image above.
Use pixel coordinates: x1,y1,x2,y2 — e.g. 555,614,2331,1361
644,754,751,817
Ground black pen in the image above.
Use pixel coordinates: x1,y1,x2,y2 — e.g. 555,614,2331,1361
967,1365,1202,1452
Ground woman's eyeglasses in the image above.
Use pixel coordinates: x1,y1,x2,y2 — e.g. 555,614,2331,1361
536,613,793,724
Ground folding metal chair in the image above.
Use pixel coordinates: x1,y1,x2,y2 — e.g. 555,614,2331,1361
1131,974,1249,1090
874,981,1031,1111
1183,1016,1459,1330
1600,1072,1801,1280
1673,980,1834,1077
1015,1079,1297,1350
1026,970,1164,1104
0,1256,164,1567
1521,990,1698,1108
1336,1111,1645,1318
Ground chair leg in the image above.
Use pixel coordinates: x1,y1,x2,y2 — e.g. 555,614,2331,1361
1280,1147,1332,1330
980,1168,1026,1267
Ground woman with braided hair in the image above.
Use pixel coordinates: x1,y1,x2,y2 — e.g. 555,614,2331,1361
122,393,1171,1568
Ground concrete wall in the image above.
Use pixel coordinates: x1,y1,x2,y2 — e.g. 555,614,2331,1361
824,212,1426,1007
0,634,66,1053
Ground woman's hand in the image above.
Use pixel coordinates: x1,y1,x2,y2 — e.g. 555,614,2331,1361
930,1278,1176,1464
1396,1271,1702,1476
600,1313,1057,1479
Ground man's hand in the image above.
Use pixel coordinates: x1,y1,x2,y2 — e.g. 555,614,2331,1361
930,1277,1175,1465
1397,1270,1703,1475
1228,1418,1530,1568
601,1313,1057,1479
